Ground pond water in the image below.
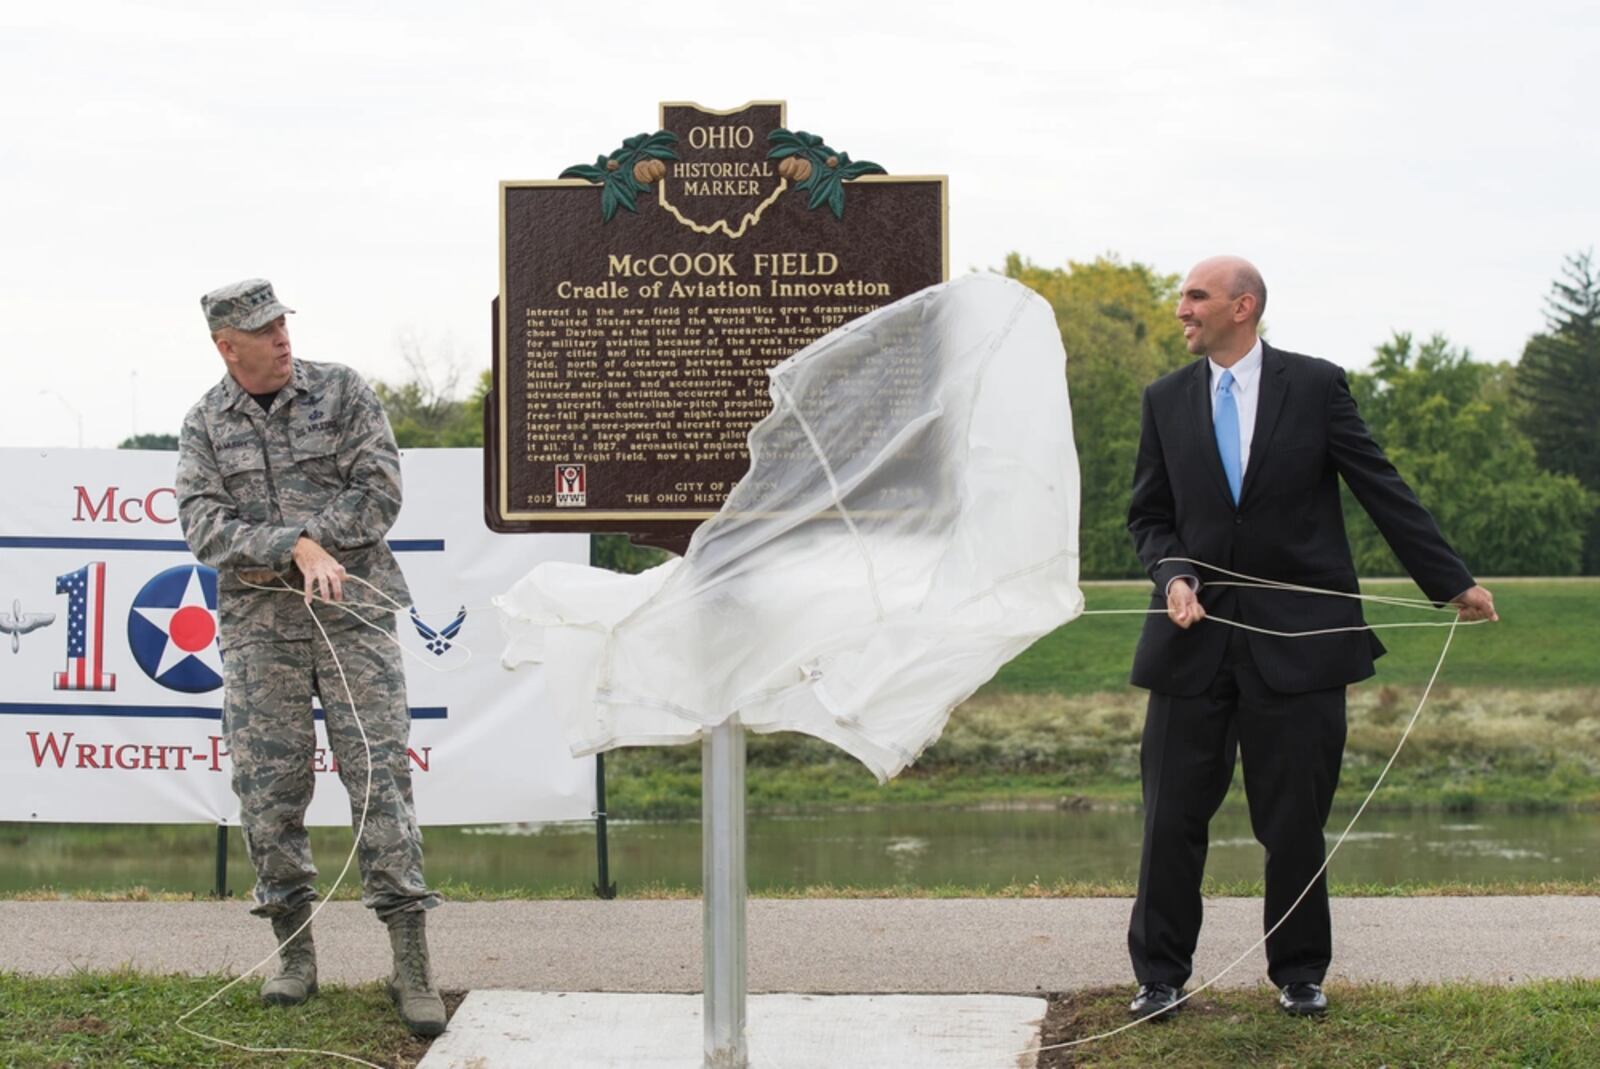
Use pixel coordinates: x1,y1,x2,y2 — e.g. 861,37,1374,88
3,807,1594,896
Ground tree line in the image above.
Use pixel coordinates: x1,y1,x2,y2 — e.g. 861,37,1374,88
1003,251,1597,578
128,252,1599,578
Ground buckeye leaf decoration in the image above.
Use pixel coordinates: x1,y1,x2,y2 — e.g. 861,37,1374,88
768,129,886,220
560,130,680,222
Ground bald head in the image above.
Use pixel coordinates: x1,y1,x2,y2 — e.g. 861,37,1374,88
1194,255,1266,323
1176,256,1268,362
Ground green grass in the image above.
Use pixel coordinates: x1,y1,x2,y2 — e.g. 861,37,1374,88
0,969,442,1068
3,972,1595,1067
1039,981,1600,1068
990,577,1600,695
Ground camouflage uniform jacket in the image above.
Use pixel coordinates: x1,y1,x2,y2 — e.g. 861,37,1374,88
176,359,412,649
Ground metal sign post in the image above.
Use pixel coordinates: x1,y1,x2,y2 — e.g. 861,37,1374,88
702,718,748,1068
489,99,945,1068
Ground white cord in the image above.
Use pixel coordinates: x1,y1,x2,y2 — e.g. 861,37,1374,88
1155,556,1455,609
1081,606,1484,636
1078,557,1486,636
204,561,1482,1065
1012,565,1475,1061
175,598,386,1069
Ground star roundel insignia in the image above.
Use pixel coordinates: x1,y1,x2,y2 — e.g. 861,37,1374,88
127,564,224,693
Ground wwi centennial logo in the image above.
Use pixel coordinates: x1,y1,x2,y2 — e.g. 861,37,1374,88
555,464,587,507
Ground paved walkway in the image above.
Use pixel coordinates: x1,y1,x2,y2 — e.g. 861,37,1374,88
4,897,1595,991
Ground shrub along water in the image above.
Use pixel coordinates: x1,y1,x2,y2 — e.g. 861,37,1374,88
608,685,1600,818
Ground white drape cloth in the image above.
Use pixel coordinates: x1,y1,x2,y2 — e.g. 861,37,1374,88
496,273,1082,781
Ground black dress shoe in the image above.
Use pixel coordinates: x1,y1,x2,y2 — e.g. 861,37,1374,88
1129,982,1183,1020
1278,981,1329,1016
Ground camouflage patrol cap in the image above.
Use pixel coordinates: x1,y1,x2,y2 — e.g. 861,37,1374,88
200,279,295,333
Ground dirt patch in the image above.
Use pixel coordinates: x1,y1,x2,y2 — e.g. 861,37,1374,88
1036,989,1235,1066
51,1014,112,1035
1036,993,1091,1068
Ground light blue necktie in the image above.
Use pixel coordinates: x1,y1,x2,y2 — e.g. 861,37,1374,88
1214,369,1242,503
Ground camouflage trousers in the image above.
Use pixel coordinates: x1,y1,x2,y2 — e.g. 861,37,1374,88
222,617,439,921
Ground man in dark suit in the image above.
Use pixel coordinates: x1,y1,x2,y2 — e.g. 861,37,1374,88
1124,255,1497,1019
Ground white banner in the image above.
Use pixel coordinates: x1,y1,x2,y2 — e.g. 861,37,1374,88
0,447,594,826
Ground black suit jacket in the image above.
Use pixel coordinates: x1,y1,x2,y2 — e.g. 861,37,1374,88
1128,342,1474,696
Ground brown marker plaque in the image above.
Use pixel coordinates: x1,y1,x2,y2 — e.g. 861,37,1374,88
486,100,947,550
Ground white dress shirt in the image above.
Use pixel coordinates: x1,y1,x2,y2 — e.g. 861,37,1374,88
1209,336,1263,476
1168,336,1265,597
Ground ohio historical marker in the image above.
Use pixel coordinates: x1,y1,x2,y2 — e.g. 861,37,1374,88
488,100,947,547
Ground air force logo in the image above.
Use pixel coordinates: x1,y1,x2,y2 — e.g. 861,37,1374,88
411,606,466,656
127,565,224,692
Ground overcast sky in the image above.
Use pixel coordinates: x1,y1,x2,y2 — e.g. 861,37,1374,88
2,0,1594,448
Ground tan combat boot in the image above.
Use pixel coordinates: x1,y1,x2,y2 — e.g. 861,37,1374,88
385,910,447,1036
260,905,318,1005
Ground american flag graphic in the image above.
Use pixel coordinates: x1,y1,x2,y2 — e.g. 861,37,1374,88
55,561,117,691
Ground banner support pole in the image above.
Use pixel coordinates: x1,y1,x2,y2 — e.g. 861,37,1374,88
212,824,228,899
594,752,617,899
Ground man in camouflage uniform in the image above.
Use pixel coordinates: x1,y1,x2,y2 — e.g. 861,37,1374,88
176,279,446,1036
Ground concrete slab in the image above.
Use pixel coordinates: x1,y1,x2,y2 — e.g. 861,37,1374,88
416,991,1046,1069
